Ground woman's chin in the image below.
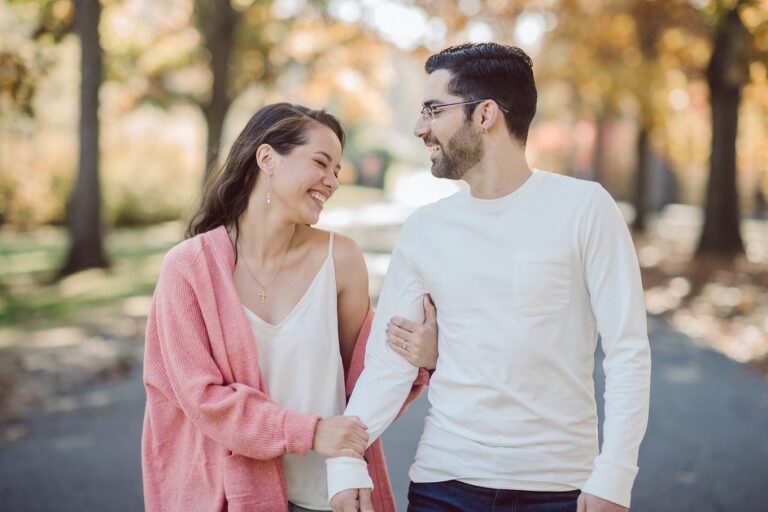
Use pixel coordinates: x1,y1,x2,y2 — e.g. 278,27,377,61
301,210,321,226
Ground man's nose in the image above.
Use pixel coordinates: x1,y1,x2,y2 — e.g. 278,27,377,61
413,115,429,138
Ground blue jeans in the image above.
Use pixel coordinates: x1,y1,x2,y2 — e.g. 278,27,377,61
408,480,581,512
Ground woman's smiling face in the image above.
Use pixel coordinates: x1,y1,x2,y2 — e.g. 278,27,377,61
266,122,343,225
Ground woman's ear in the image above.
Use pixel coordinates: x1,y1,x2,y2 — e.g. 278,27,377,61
256,144,275,175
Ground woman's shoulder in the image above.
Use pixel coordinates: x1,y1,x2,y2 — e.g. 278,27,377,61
323,229,365,266
332,232,367,293
334,233,364,262
302,227,366,281
298,227,360,259
161,226,227,276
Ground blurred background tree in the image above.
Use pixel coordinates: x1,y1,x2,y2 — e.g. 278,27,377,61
5,0,109,276
694,0,767,257
61,0,109,275
537,0,709,233
1,0,767,270
108,0,391,180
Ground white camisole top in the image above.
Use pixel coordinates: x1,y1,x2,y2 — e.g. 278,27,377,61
243,232,345,511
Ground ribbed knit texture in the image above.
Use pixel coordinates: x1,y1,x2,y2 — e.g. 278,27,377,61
142,225,429,512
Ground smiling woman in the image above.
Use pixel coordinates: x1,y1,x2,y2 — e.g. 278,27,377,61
141,103,436,512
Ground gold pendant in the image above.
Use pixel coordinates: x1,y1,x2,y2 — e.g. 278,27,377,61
259,289,267,303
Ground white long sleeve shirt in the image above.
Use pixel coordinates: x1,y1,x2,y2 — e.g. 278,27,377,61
327,170,651,508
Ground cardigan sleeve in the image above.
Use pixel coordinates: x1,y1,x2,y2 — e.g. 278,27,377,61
152,258,320,460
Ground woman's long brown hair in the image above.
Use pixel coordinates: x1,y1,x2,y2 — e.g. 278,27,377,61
186,103,345,256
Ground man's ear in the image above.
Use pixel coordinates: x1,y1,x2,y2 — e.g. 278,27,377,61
478,100,503,132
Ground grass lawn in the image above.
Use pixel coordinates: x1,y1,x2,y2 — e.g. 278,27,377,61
0,222,183,334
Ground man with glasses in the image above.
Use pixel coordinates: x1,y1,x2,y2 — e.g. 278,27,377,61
327,43,650,512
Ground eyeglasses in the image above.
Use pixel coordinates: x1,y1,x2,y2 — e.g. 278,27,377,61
420,99,510,122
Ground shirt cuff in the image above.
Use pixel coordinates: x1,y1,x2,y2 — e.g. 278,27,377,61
581,456,639,508
326,456,373,502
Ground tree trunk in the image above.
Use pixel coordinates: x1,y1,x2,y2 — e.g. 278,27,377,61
631,126,649,232
592,115,607,184
203,98,230,180
696,8,747,257
197,0,238,181
59,0,108,277
629,0,661,234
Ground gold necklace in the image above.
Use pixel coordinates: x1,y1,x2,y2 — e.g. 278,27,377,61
239,228,295,303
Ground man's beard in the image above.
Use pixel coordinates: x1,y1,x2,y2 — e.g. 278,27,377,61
430,122,484,180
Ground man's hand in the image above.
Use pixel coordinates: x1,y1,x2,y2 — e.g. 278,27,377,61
330,488,373,512
576,492,629,512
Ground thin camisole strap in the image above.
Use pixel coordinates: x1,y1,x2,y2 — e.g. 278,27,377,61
328,231,335,259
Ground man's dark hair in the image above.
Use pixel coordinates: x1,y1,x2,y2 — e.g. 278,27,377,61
425,43,537,144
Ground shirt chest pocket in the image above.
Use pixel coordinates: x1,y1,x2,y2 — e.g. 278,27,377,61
514,249,573,315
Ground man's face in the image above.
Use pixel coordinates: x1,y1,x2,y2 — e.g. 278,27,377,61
414,69,484,180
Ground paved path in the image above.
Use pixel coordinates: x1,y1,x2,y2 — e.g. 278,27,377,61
2,216,767,511
1,316,766,511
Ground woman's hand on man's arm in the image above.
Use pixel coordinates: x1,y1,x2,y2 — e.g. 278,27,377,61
386,294,438,370
312,415,368,459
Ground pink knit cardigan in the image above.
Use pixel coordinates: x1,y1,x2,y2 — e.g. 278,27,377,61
142,225,427,512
